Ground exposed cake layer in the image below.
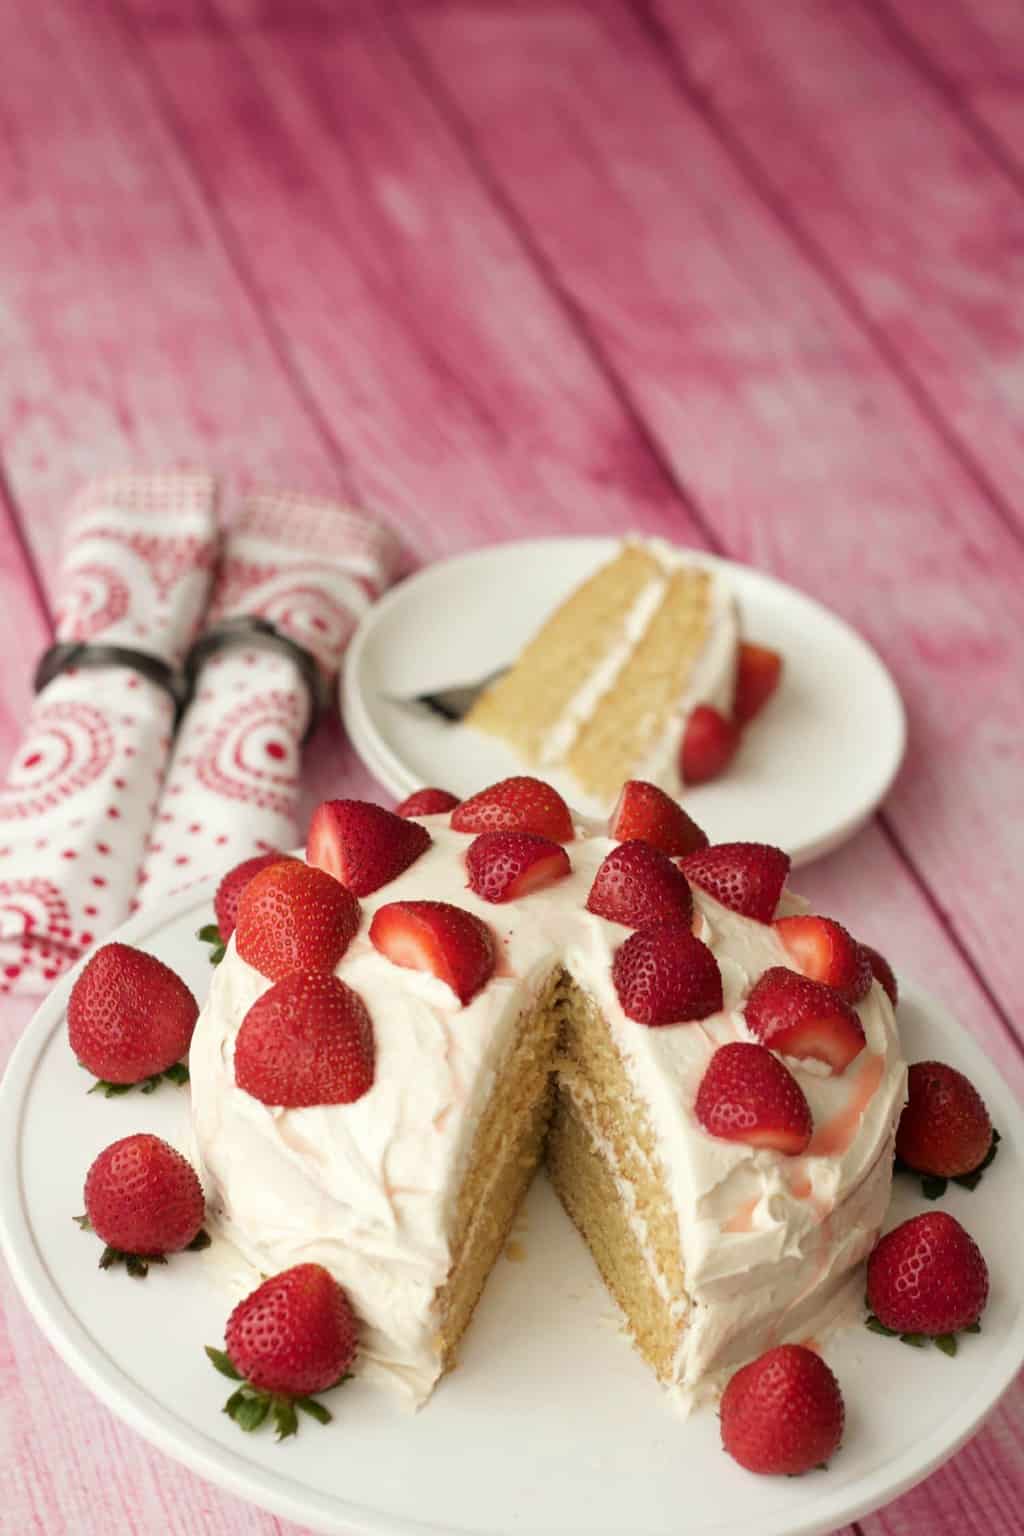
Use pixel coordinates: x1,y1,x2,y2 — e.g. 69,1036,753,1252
465,539,740,814
190,817,905,1407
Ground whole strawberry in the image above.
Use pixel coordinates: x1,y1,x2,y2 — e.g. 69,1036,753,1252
68,943,198,1094
208,1263,358,1439
79,1133,206,1277
720,1344,844,1475
235,860,361,981
199,851,289,964
866,1212,989,1353
234,971,375,1108
895,1061,994,1187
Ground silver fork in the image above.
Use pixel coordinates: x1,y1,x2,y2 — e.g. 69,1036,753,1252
387,667,508,723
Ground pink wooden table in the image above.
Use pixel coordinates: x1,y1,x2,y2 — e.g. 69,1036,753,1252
2,1,1022,1531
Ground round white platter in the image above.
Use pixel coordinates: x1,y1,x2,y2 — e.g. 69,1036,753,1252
2,888,1020,1536
342,538,906,867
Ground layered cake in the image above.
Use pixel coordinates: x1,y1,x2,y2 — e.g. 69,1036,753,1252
464,540,755,812
190,778,905,1409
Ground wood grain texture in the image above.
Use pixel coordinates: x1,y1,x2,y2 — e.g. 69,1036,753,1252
871,0,1024,172
400,0,1024,1053
640,0,1024,541
0,1,1021,1533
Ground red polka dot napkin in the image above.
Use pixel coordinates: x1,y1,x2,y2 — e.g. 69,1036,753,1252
0,474,219,996
139,491,400,903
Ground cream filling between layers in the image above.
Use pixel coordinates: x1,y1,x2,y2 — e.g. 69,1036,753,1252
190,819,906,1409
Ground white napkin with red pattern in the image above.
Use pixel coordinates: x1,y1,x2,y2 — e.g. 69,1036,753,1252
139,491,400,904
0,473,219,997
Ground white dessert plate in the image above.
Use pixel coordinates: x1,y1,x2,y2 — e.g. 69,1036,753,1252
2,887,1022,1536
342,538,906,866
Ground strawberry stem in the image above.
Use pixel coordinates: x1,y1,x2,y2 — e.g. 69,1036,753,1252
206,1353,353,1438
197,923,227,966
85,1062,190,1098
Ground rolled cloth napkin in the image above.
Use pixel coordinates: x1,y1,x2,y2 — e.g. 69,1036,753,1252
139,490,401,904
0,473,219,997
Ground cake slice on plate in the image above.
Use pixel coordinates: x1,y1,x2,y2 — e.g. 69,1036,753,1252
464,540,750,812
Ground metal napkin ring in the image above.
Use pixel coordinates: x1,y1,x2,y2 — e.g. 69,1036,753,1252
183,615,328,742
33,640,187,719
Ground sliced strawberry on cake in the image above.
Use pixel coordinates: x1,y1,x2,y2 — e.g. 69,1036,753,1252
207,1263,358,1439
744,967,866,1073
679,841,790,922
720,1344,844,1476
67,942,198,1095
370,900,495,1004
395,787,461,817
586,840,693,928
679,704,741,786
608,780,708,856
308,799,432,895
774,915,873,1005
612,922,723,1025
199,851,291,965
732,642,783,727
234,971,375,1107
78,1132,207,1277
450,776,574,842
696,1041,813,1154
235,861,361,981
465,830,571,903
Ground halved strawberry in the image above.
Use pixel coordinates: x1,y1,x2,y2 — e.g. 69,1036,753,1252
369,900,495,1004
774,915,873,1004
465,831,571,903
679,842,790,922
733,642,783,727
450,777,574,842
695,1041,813,1154
235,861,361,982
234,972,375,1108
744,967,865,1073
394,787,460,818
307,799,431,896
679,705,741,786
612,922,723,1025
608,780,708,857
862,943,898,1008
585,840,693,929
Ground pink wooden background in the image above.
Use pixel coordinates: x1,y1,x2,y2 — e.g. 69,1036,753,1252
2,0,1022,1531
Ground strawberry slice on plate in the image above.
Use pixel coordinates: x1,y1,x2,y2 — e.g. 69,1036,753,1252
695,1041,813,1154
679,705,741,786
465,831,571,903
679,842,790,922
307,800,431,896
733,642,783,727
608,780,708,857
744,966,865,1073
450,776,574,842
586,840,693,929
370,899,495,1004
774,914,873,1004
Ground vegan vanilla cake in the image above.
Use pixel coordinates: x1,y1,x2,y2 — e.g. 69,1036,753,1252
190,777,905,1409
464,540,743,813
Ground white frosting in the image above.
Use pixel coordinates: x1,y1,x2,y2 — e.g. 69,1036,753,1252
540,540,741,816
190,818,906,1408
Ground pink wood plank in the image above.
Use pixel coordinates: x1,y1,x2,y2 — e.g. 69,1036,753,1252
0,0,350,587
128,8,698,566
637,0,1024,543
401,0,1024,1054
872,0,1024,167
